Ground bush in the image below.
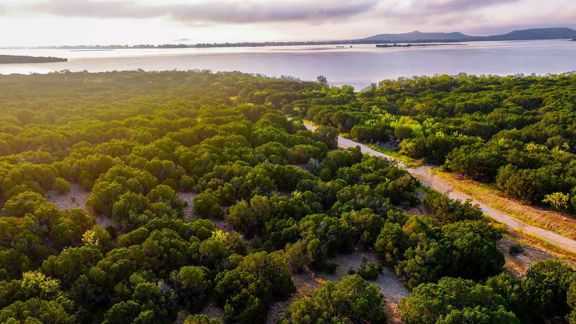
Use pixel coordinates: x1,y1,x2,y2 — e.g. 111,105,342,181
53,177,71,194
509,244,524,255
356,260,383,281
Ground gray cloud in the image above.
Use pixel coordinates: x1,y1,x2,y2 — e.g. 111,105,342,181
34,0,159,19
34,0,378,24
420,0,520,13
171,1,378,24
370,0,521,28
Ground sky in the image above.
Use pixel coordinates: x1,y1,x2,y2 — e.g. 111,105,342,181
0,0,574,46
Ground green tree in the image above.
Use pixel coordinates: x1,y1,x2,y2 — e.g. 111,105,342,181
282,274,386,323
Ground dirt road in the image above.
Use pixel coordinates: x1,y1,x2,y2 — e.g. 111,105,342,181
304,122,576,254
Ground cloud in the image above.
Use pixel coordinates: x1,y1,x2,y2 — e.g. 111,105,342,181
367,0,522,29
419,0,520,13
34,0,378,24
375,0,520,19
34,0,159,19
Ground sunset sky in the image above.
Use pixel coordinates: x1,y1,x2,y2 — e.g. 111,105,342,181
1,0,574,46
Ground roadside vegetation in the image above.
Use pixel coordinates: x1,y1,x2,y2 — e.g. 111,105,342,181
293,74,576,214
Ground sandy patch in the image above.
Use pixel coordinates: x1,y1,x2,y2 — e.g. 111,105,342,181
499,236,554,276
321,250,409,324
199,302,225,321
46,183,89,210
178,191,196,221
46,183,119,229
266,273,322,324
268,250,409,323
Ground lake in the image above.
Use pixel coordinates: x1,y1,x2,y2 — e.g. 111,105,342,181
0,40,575,90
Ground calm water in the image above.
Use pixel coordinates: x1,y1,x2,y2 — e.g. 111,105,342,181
1,40,575,89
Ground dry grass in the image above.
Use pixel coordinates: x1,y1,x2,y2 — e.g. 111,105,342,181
499,235,555,276
368,144,423,168
511,231,576,265
431,169,576,240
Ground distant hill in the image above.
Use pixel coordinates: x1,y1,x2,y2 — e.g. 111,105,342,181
363,31,473,42
362,27,576,43
483,28,576,41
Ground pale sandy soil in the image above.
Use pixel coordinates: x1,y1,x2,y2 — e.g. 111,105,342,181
46,183,89,210
321,251,409,324
267,250,409,324
266,273,322,324
178,191,196,221
199,302,225,321
46,183,119,228
499,236,554,276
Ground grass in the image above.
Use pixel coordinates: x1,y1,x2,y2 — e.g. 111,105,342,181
505,230,576,265
430,168,576,240
366,144,424,168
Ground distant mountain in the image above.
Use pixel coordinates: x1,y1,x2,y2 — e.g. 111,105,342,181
363,31,473,42
362,27,576,43
483,28,576,41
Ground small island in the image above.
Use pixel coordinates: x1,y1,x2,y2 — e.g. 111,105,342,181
0,55,67,64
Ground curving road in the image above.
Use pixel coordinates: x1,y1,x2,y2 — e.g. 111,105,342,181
304,121,576,254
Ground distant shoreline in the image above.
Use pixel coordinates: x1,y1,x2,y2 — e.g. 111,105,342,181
0,55,67,64
376,43,466,48
20,38,571,51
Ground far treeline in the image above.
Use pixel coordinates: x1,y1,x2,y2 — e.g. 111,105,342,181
0,55,67,64
290,73,576,213
0,71,573,324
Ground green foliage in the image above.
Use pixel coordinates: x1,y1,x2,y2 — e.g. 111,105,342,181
399,277,519,324
0,298,76,324
171,266,212,311
521,260,574,320
215,252,295,323
424,191,484,223
355,259,383,281
193,191,224,219
53,177,70,194
393,217,504,289
282,274,386,324
302,74,576,212
184,314,222,324
0,71,572,324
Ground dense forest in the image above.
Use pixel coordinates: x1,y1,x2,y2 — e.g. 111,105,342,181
293,74,576,213
0,71,573,323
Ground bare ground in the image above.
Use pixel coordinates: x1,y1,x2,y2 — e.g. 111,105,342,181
46,183,119,228
499,236,554,276
199,302,225,321
178,191,196,221
46,183,89,210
